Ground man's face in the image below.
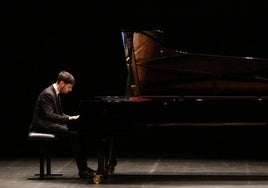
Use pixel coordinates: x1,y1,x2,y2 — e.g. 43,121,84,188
58,81,73,94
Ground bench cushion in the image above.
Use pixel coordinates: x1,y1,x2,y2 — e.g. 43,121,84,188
28,132,56,140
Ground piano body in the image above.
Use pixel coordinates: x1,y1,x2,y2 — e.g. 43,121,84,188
79,30,268,183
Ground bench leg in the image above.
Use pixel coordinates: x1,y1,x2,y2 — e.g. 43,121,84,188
28,141,63,180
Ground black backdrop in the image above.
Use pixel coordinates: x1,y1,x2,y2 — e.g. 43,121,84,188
2,1,268,158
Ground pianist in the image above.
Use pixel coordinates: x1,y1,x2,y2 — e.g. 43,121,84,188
28,70,96,179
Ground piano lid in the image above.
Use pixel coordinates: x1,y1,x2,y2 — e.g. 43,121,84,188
121,30,268,99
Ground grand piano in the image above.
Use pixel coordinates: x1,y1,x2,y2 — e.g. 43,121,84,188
79,30,268,183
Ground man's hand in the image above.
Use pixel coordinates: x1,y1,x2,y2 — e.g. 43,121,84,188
69,115,80,120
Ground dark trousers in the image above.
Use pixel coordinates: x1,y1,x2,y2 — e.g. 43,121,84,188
58,130,88,171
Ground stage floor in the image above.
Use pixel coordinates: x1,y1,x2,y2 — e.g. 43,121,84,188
1,157,268,187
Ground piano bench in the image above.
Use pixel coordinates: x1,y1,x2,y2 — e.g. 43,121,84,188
28,132,63,180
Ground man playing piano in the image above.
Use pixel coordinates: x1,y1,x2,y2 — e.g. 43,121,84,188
28,70,96,179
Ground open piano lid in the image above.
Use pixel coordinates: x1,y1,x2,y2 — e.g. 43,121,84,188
121,30,268,100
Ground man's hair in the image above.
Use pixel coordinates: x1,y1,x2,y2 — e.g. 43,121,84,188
56,71,76,85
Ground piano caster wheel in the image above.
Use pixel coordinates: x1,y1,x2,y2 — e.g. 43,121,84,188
93,174,102,184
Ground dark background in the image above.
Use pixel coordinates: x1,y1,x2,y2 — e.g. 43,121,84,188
2,1,268,158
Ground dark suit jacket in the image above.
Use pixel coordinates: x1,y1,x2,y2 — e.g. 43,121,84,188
29,84,70,133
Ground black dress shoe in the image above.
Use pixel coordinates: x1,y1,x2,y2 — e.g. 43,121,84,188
79,170,94,179
85,167,97,174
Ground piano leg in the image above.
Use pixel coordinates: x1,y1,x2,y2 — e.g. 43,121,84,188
96,137,107,175
106,136,117,174
94,136,117,184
